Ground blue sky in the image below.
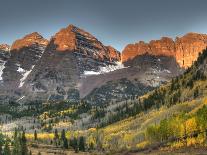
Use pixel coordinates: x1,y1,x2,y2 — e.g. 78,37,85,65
1,0,207,51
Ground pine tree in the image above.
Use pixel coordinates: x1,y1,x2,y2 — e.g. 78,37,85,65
21,131,28,155
34,130,37,141
0,133,4,155
78,136,85,152
4,140,11,155
63,138,68,149
72,137,78,153
12,130,21,155
54,129,59,146
61,129,66,141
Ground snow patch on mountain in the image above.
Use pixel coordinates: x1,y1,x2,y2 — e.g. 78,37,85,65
0,62,6,80
17,66,25,73
19,65,35,88
17,96,25,101
83,62,126,76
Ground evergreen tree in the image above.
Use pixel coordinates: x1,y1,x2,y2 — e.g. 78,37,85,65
63,138,68,149
20,131,28,155
34,130,37,141
71,137,78,153
61,129,66,141
12,130,21,155
4,140,11,155
0,133,5,155
54,129,59,146
78,136,85,152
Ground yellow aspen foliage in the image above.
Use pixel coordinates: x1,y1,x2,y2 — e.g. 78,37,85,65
136,141,149,149
185,117,198,135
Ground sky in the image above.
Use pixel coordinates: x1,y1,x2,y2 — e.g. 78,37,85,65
1,0,207,51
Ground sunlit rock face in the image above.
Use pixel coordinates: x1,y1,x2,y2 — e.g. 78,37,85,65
1,25,206,104
0,33,48,102
175,33,207,68
12,25,121,102
122,33,207,68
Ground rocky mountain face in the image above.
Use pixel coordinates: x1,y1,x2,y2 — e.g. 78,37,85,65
83,33,207,104
0,44,10,51
0,44,10,81
0,26,206,104
122,33,207,68
15,25,121,102
83,54,182,104
0,33,48,101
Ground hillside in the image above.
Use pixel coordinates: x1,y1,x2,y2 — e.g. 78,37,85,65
98,48,207,153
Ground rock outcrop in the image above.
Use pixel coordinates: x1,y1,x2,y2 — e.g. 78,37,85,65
11,32,48,50
0,44,10,81
0,44,10,51
122,33,207,68
0,33,48,101
16,25,121,102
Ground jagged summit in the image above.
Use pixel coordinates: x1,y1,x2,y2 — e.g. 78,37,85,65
11,32,48,50
122,33,207,68
53,24,97,51
52,24,121,62
0,44,10,51
0,24,206,104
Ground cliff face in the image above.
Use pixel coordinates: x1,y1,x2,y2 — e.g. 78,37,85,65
52,25,121,62
1,26,206,104
0,44,10,82
15,25,121,102
175,33,207,68
11,32,48,50
122,33,207,68
0,33,48,101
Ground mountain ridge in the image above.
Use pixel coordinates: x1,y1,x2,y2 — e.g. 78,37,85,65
0,25,207,104
122,32,207,68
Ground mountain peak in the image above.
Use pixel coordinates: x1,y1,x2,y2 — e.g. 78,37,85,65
11,32,48,51
24,32,44,39
53,25,81,51
53,24,98,51
122,32,207,68
0,44,10,51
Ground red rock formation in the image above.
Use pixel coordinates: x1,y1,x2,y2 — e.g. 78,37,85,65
53,24,121,62
0,44,10,51
122,33,207,68
53,25,77,51
11,32,48,51
175,33,207,68
107,46,121,61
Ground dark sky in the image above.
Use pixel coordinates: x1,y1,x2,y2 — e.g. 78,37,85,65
1,0,207,51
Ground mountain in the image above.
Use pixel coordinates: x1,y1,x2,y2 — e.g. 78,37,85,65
122,33,207,68
0,33,48,102
0,26,206,104
82,33,207,104
96,47,207,153
83,54,182,104
0,44,10,81
16,25,121,102
0,44,10,51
